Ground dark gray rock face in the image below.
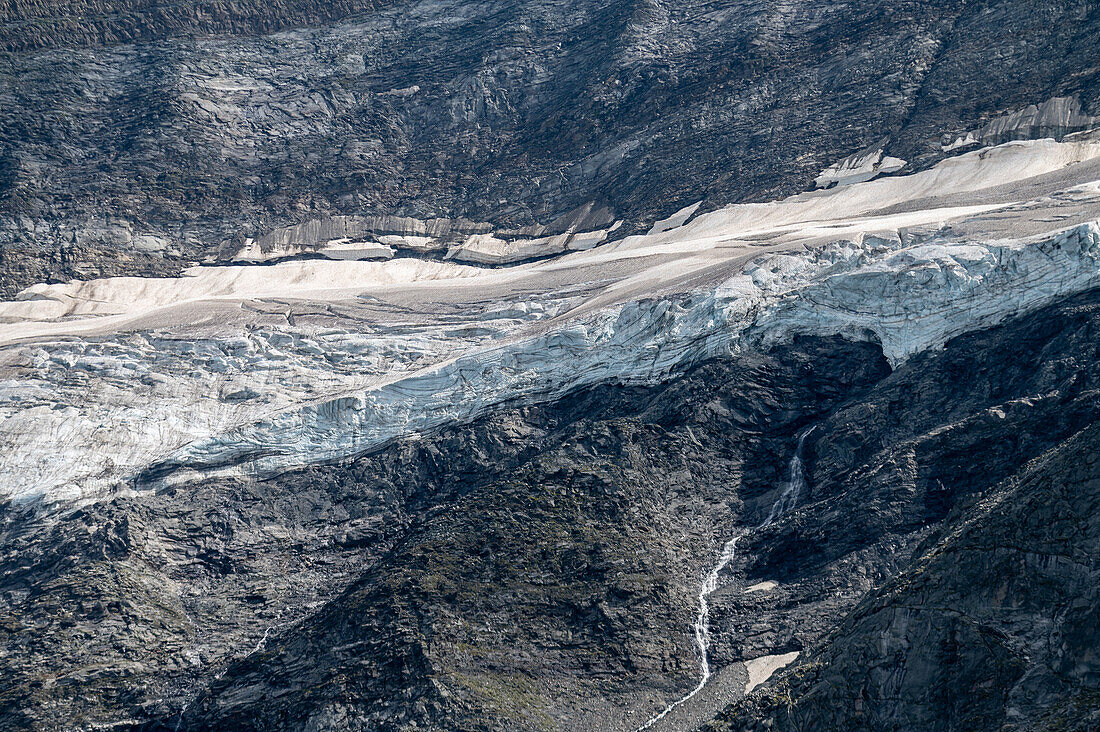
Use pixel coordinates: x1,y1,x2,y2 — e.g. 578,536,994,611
705,292,1100,732
0,0,395,53
3,289,1100,731
708,428,1100,732
2,0,1100,294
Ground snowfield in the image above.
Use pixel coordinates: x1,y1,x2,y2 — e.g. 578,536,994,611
3,135,1100,505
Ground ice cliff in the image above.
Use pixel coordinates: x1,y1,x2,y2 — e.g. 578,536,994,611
149,220,1100,487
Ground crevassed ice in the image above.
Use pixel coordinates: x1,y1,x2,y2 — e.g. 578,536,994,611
154,222,1100,485
1,136,1099,505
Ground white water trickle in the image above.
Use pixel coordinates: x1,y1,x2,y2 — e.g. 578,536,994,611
636,426,815,731
251,626,275,656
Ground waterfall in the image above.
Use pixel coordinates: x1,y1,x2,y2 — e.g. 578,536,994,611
636,426,815,730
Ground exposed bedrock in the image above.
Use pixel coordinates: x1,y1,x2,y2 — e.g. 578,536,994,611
3,287,1100,730
0,0,399,52
2,0,1099,295
710,430,1100,732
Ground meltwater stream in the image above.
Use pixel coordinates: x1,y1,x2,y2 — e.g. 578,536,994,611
637,427,815,731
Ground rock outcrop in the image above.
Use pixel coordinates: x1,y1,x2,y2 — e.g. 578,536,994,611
2,0,1099,295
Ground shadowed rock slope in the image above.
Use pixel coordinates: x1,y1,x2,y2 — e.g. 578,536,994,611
708,426,1100,732
705,293,1100,732
4,288,1099,730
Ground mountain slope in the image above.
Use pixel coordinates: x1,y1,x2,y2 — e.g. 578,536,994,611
2,2,1100,730
4,287,1099,730
2,1,1099,295
709,424,1100,732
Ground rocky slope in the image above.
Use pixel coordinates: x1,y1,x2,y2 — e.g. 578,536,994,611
3,287,1100,730
2,0,1100,295
2,2,1100,731
709,434,1100,731
703,290,1100,732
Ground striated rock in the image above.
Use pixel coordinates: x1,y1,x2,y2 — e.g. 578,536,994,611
229,204,618,265
0,0,396,52
249,214,491,259
2,1,1099,295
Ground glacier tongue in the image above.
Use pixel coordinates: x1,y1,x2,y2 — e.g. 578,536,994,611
150,221,1100,486
2,137,1100,505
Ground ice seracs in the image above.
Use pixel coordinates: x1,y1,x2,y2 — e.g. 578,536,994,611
2,136,1100,505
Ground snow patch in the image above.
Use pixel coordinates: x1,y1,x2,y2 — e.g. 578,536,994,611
648,202,702,235
234,237,394,263
744,581,778,594
744,652,800,693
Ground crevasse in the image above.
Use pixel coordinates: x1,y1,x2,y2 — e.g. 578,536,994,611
150,221,1100,486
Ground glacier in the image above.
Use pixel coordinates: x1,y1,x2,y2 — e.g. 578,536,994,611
2,136,1100,505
